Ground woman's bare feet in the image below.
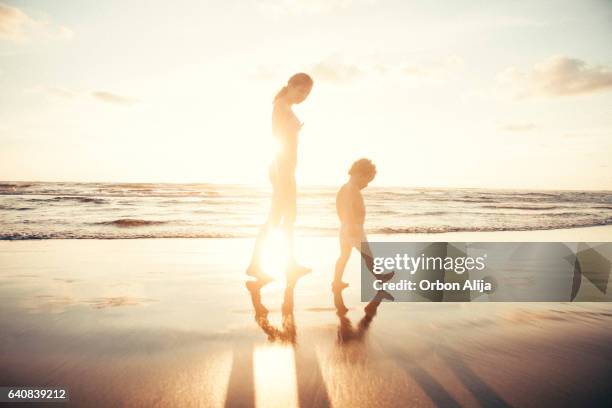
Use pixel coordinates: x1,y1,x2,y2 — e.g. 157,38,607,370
246,264,274,286
287,262,311,283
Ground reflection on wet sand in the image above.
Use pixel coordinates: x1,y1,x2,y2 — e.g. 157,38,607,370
2,239,612,407
248,280,298,407
333,288,392,344
247,279,296,344
224,279,331,408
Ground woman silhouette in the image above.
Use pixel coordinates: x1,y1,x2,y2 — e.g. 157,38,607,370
246,73,314,283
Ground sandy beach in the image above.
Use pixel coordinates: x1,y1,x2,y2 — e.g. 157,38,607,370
3,0,612,406
1,226,611,407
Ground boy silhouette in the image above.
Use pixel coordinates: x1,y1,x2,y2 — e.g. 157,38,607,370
333,158,394,289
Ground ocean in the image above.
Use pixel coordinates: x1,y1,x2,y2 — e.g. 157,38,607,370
1,181,611,240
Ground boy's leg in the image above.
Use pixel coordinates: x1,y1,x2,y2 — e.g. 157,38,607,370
360,237,394,282
360,243,378,278
333,236,352,289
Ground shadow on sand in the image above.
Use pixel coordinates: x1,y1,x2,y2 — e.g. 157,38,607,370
332,287,512,408
224,278,330,408
226,280,513,408
333,287,391,344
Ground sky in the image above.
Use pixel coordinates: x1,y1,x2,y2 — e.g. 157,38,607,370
1,0,611,189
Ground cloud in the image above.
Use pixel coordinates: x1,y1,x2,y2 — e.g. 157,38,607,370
249,60,366,83
92,91,139,105
310,56,463,83
499,123,536,132
499,56,612,98
251,55,463,85
25,87,140,107
248,55,464,85
25,87,138,106
46,86,76,98
248,66,278,81
26,86,76,99
0,3,31,39
310,61,365,82
0,2,72,41
56,25,73,39
399,55,464,82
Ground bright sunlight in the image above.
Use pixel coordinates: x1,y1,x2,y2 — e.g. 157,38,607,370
259,228,290,280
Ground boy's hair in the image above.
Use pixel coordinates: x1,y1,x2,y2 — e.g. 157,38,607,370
349,158,377,181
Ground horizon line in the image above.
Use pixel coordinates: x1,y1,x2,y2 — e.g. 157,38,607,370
1,179,611,193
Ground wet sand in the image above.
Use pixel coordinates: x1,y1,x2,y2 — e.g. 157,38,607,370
1,227,612,407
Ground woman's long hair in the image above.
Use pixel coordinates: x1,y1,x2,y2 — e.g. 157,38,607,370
273,73,313,103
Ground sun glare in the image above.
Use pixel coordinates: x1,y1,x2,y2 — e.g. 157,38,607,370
253,345,298,408
260,228,290,280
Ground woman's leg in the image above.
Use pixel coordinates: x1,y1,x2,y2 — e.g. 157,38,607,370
246,167,283,276
279,173,310,275
247,213,280,275
280,172,297,262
